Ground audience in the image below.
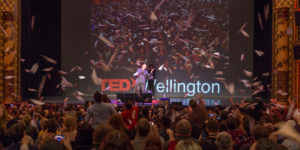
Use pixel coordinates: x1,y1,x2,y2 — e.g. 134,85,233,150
2,91,300,150
6,123,38,150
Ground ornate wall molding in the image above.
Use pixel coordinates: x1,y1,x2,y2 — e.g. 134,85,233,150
0,0,21,103
272,0,296,102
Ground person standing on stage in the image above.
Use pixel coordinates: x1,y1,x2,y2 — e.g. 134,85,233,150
133,64,153,97
147,64,156,94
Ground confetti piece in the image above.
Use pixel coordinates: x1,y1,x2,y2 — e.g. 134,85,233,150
4,76,14,80
158,64,164,71
41,55,57,64
240,79,249,84
98,35,114,48
37,76,46,98
184,93,189,97
277,90,288,96
78,76,86,79
28,88,38,92
20,59,25,62
252,81,262,87
58,70,69,75
264,4,270,21
150,12,158,21
30,63,39,74
238,22,250,38
258,13,264,30
241,30,250,38
225,83,235,95
189,73,195,79
215,77,226,81
42,67,53,72
75,91,85,96
70,66,83,72
240,53,244,61
163,67,168,71
243,70,253,77
254,50,264,56
262,72,270,77
61,77,73,88
5,47,10,52
203,64,211,69
252,89,263,95
105,86,110,91
216,71,223,75
47,73,51,79
30,99,45,106
154,0,167,11
31,15,35,30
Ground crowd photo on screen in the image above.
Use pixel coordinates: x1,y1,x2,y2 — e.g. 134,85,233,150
88,0,231,95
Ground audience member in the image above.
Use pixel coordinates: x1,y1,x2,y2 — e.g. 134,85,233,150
189,99,208,139
85,91,116,128
122,99,139,130
92,124,112,150
175,139,202,150
215,132,233,150
131,118,151,150
99,130,133,150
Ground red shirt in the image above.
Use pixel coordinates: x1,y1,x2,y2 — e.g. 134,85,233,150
122,106,139,130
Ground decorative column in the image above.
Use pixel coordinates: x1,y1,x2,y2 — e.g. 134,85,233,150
273,3,290,102
0,0,21,103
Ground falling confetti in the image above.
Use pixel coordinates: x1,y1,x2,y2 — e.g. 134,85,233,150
262,72,270,77
264,4,270,21
258,13,264,30
30,99,45,106
225,82,235,95
254,50,264,56
58,70,69,75
277,90,288,96
215,71,223,75
37,76,46,98
28,88,38,92
78,76,86,80
31,15,35,30
41,55,57,64
30,63,39,74
42,67,53,72
243,70,253,77
98,35,114,48
150,12,158,21
240,53,244,61
4,76,14,80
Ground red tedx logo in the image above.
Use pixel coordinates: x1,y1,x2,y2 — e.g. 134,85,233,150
101,79,136,92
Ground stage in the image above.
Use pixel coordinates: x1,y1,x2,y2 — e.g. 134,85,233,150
41,95,252,107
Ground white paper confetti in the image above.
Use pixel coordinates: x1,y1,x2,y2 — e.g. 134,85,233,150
254,50,264,56
243,70,253,77
41,55,57,64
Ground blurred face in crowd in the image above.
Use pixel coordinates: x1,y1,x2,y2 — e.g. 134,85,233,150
142,64,147,70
